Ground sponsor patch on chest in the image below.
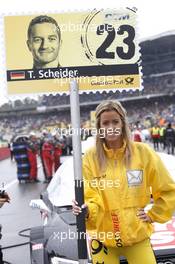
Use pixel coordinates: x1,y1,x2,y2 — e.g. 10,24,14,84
126,170,143,187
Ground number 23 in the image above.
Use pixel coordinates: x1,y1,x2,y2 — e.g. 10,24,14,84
96,24,135,60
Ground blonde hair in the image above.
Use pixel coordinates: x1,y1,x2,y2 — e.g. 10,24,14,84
95,100,132,171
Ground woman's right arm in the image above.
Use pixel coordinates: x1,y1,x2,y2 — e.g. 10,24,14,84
72,150,104,230
82,151,104,230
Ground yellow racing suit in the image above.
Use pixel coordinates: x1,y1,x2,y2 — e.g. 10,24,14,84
83,141,175,248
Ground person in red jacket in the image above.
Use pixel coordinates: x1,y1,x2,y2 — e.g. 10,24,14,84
27,132,39,182
41,135,54,182
132,125,142,142
53,132,63,172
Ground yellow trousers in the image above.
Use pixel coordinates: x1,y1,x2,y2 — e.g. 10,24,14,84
91,239,156,264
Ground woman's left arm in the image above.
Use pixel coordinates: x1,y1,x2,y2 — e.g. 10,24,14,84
147,150,175,223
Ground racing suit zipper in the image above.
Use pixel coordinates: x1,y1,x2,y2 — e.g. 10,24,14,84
112,158,124,247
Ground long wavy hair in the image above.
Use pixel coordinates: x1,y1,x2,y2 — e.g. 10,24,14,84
95,100,132,171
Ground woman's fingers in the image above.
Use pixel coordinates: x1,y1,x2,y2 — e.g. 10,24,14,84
81,204,87,209
0,198,7,203
73,206,82,215
72,200,89,216
72,199,78,205
72,199,82,215
137,208,152,223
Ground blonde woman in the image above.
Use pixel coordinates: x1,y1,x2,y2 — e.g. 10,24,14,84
72,100,175,264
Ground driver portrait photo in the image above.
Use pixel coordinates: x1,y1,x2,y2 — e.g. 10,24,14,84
27,15,61,69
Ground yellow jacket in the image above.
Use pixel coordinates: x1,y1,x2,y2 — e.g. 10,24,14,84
83,142,175,247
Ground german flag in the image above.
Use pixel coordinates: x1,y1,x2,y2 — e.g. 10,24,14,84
10,71,25,80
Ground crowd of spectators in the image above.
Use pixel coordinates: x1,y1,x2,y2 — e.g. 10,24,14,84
0,74,175,112
0,97,174,142
0,112,70,141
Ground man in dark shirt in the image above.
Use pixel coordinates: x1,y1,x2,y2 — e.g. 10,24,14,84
164,123,175,155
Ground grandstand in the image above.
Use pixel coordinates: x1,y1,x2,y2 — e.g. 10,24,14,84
0,31,175,138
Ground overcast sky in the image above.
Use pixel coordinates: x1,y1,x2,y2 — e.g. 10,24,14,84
0,0,175,104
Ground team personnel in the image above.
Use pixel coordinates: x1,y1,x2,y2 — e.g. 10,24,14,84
159,125,166,149
72,100,175,264
132,125,142,142
39,130,49,179
66,134,73,155
53,132,63,172
41,135,54,182
151,124,160,150
164,123,175,155
27,132,39,182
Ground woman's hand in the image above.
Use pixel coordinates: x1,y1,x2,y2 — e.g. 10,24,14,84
0,192,10,207
72,199,89,218
0,198,7,208
137,208,153,223
0,195,10,208
2,192,10,203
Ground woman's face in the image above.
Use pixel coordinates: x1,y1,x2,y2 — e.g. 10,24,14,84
99,110,123,145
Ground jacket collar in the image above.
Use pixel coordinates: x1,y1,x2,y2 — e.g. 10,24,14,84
103,140,126,159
